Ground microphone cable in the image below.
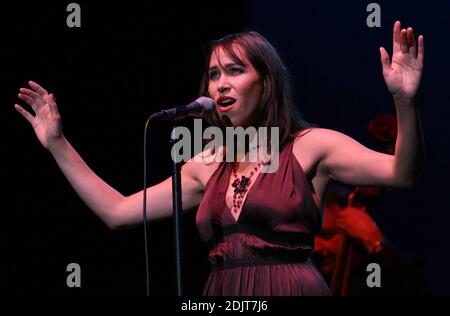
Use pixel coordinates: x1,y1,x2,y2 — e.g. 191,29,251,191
142,116,152,296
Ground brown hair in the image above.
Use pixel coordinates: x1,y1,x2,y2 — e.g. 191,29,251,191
199,31,311,147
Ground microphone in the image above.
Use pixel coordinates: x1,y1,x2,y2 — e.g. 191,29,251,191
149,97,215,122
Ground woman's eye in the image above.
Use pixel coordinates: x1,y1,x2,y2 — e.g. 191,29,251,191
230,67,243,75
209,71,220,80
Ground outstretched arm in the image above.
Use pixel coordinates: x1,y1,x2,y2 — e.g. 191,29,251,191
379,21,425,186
318,21,424,187
15,81,204,229
48,138,203,228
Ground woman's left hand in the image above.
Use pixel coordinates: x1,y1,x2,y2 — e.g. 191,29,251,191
380,21,424,100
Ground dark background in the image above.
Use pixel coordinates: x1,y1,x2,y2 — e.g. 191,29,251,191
2,1,449,295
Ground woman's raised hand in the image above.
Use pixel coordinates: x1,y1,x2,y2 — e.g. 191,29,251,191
15,81,64,150
380,21,424,100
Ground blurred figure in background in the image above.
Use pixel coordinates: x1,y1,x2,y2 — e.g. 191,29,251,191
313,114,429,295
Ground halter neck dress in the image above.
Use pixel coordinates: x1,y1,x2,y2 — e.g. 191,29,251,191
196,139,331,296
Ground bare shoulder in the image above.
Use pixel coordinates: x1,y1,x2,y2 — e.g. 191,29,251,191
294,127,349,143
293,127,356,177
182,145,224,190
293,128,352,158
292,127,361,179
292,128,337,161
290,128,321,177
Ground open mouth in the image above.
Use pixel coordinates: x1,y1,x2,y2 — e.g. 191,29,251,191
217,97,237,112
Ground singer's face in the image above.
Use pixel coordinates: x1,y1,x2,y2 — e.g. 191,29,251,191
208,45,264,127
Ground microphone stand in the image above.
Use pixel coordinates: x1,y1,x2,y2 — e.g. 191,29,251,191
170,123,184,296
146,102,213,296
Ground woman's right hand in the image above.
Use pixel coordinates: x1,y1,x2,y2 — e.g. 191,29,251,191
15,81,64,150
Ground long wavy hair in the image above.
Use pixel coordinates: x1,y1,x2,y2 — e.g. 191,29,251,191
199,31,311,148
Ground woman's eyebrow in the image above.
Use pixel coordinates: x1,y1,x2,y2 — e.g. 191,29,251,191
209,63,245,71
208,65,219,72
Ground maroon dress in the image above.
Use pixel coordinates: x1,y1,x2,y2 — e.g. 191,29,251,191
196,140,331,296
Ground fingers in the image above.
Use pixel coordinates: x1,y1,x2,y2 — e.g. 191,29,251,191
18,88,42,110
400,28,408,54
47,93,60,118
14,104,35,125
418,35,424,65
407,27,417,57
394,21,424,63
17,92,35,107
28,80,48,96
379,47,390,76
393,21,401,55
19,87,40,100
18,82,54,112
